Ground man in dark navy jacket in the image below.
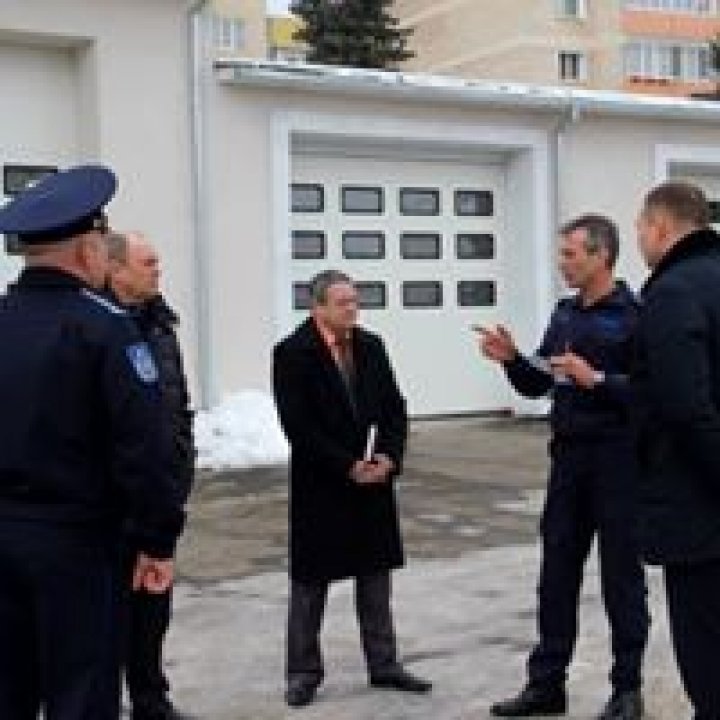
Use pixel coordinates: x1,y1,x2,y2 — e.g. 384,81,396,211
480,215,648,720
0,166,184,719
634,182,720,720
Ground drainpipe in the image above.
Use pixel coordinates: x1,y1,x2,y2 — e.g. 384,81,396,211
549,99,582,296
188,0,212,409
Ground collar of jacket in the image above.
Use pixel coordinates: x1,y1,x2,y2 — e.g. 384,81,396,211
295,317,368,350
643,228,720,294
11,265,88,292
565,279,637,312
103,287,178,327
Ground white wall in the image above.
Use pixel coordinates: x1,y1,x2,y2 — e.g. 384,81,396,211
0,0,198,398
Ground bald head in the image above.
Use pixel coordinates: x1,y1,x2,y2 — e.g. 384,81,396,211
106,231,161,304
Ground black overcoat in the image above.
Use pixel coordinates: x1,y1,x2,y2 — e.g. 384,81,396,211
272,319,407,583
635,229,720,564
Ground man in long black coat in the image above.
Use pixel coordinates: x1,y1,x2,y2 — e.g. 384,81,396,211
634,182,720,720
272,270,431,708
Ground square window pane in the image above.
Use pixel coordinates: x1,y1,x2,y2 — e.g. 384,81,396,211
343,231,385,259
292,282,312,310
292,231,325,260
356,282,386,309
3,164,57,197
709,200,720,224
291,184,324,213
3,235,23,255
455,190,494,217
401,233,442,260
399,188,440,216
458,280,496,307
402,281,443,308
342,186,384,214
456,233,495,260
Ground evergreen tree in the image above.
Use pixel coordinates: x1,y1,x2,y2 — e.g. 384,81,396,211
290,0,414,70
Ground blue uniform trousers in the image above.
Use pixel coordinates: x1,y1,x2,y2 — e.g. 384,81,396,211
528,437,649,692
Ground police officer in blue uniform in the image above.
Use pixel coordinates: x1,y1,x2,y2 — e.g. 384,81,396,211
0,165,185,720
479,215,649,720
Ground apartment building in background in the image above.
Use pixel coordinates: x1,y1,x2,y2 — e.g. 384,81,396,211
394,0,720,97
208,0,304,61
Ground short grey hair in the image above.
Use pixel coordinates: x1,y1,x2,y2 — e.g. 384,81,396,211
309,269,354,305
105,231,129,263
561,214,620,268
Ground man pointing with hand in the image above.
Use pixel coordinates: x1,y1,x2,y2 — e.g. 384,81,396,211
479,216,649,720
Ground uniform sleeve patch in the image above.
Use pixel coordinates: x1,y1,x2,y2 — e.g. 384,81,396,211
126,342,159,384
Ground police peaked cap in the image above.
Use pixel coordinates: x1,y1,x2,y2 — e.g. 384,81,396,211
0,164,117,244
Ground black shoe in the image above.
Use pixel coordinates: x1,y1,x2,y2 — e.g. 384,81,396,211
285,681,319,708
369,667,432,693
597,690,643,720
490,685,567,717
130,697,197,720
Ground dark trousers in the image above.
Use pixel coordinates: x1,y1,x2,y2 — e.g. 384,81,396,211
286,571,398,686
121,545,172,710
124,588,172,709
0,519,122,720
528,438,649,692
665,560,720,719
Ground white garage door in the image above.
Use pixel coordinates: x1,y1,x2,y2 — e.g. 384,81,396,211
0,42,80,288
287,154,511,417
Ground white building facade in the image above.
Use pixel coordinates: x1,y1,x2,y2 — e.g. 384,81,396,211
2,2,720,416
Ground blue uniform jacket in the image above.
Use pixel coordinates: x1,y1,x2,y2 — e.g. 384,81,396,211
0,267,184,558
504,281,638,439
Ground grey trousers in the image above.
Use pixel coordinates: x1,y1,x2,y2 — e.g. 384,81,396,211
286,571,398,686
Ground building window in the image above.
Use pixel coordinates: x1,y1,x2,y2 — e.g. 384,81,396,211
400,233,442,260
341,186,384,214
458,281,497,307
456,234,495,260
356,282,387,309
342,231,385,260
402,281,443,308
622,0,712,14
455,190,494,217
558,0,587,18
399,188,441,216
292,231,325,260
211,14,246,53
624,41,712,81
291,184,324,213
558,51,588,82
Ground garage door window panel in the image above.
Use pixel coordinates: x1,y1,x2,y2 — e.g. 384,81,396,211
455,189,494,217
342,231,385,260
401,233,442,260
402,281,443,308
291,184,324,213
292,231,326,260
356,282,387,309
293,282,312,310
342,186,384,214
400,188,440,216
456,233,495,260
458,280,497,307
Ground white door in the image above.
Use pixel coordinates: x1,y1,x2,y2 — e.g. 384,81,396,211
287,153,512,416
0,42,79,289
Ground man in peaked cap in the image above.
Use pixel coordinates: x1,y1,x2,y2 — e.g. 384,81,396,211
0,165,185,720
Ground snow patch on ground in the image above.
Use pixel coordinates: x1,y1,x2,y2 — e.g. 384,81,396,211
195,391,289,471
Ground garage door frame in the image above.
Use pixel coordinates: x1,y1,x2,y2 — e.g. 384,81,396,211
270,111,555,416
